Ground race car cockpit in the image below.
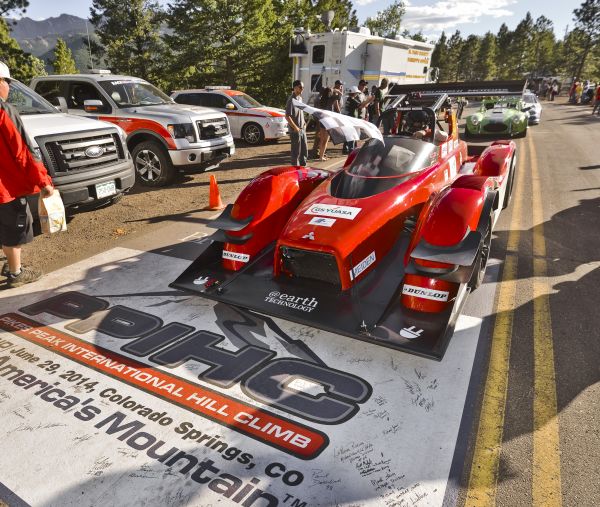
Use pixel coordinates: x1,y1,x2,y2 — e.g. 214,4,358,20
330,137,439,199
378,90,450,144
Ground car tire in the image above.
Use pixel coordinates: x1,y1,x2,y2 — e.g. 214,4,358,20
515,128,527,138
463,127,471,139
468,216,492,291
132,140,175,187
502,155,516,209
242,122,264,145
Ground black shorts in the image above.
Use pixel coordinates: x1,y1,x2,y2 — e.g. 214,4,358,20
0,198,33,247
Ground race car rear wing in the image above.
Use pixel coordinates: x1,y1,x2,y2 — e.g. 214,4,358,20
388,80,528,97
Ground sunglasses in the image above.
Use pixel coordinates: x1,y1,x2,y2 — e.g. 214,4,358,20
1,78,11,85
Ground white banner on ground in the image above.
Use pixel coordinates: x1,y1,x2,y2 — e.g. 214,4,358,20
0,248,481,507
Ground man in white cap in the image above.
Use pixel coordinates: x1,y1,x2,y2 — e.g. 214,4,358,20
0,61,54,287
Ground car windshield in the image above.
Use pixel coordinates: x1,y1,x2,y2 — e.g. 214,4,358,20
99,79,173,107
7,80,57,115
493,101,518,109
523,94,537,103
231,93,262,108
330,138,438,199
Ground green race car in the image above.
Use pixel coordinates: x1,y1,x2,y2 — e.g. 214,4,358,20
465,98,529,138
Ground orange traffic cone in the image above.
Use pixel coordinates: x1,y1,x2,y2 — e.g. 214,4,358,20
207,174,225,210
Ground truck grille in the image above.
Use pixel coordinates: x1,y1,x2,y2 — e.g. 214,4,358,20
197,118,229,140
280,247,341,287
39,129,125,175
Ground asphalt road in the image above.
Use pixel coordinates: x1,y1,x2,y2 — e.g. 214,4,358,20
6,99,599,506
456,100,600,507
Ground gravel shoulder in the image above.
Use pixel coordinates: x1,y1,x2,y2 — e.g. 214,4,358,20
20,134,345,276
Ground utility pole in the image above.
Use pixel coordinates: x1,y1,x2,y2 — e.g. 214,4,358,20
85,20,94,71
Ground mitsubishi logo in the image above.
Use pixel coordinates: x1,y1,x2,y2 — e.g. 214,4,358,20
302,232,315,240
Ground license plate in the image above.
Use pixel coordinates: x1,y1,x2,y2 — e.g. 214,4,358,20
95,181,116,199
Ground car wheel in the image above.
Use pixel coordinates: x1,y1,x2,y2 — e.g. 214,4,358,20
242,122,264,145
132,141,175,187
463,127,471,139
502,155,516,209
468,218,492,291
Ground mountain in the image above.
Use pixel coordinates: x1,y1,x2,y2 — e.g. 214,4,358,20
6,14,97,71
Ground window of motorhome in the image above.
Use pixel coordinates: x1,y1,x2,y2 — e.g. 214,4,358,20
311,74,323,92
312,45,325,64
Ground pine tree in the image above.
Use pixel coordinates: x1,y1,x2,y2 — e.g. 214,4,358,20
0,0,28,16
509,13,533,77
364,0,405,38
0,18,45,81
529,16,556,77
473,32,497,80
572,0,600,79
90,0,165,85
166,0,277,100
457,35,480,81
51,38,77,74
495,23,512,79
431,32,449,81
446,31,464,81
312,0,358,30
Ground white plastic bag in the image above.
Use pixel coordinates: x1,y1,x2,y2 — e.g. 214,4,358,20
38,190,67,234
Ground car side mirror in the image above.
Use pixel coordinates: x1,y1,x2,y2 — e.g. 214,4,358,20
53,96,68,113
84,99,109,114
225,103,236,110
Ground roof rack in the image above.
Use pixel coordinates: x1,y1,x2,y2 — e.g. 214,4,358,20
388,80,527,97
205,86,232,90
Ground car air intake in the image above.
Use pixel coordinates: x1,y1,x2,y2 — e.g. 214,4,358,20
483,123,508,133
197,118,229,140
280,247,341,287
38,129,124,174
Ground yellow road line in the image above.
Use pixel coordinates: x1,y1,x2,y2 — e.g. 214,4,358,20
465,147,526,507
529,134,562,506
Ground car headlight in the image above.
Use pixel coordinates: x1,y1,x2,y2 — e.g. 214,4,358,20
512,117,522,125
471,117,480,126
167,123,196,143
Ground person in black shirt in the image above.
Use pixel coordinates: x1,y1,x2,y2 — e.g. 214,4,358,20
285,80,307,166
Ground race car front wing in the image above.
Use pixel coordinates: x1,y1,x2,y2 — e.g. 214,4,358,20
171,234,469,361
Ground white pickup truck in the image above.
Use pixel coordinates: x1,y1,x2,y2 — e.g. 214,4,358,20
31,73,236,187
8,79,134,209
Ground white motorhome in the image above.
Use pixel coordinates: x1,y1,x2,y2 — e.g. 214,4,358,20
290,27,435,104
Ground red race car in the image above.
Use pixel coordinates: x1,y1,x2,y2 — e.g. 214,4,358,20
172,87,517,360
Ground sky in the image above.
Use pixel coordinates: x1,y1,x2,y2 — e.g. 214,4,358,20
17,0,582,41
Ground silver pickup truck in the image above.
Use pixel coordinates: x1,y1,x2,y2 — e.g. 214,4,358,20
9,79,134,209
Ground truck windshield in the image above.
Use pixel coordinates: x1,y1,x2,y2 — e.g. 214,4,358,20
99,80,173,107
8,80,57,115
231,93,262,108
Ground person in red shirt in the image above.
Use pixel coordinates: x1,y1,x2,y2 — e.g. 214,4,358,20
0,62,54,287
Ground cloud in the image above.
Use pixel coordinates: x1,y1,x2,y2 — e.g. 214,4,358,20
401,0,516,34
355,0,379,5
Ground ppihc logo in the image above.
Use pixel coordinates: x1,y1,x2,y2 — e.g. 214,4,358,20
18,292,372,455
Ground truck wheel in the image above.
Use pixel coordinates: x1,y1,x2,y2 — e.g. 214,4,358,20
242,122,264,145
132,141,175,187
468,217,492,291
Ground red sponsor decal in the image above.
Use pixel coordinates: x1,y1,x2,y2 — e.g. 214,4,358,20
0,313,328,459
